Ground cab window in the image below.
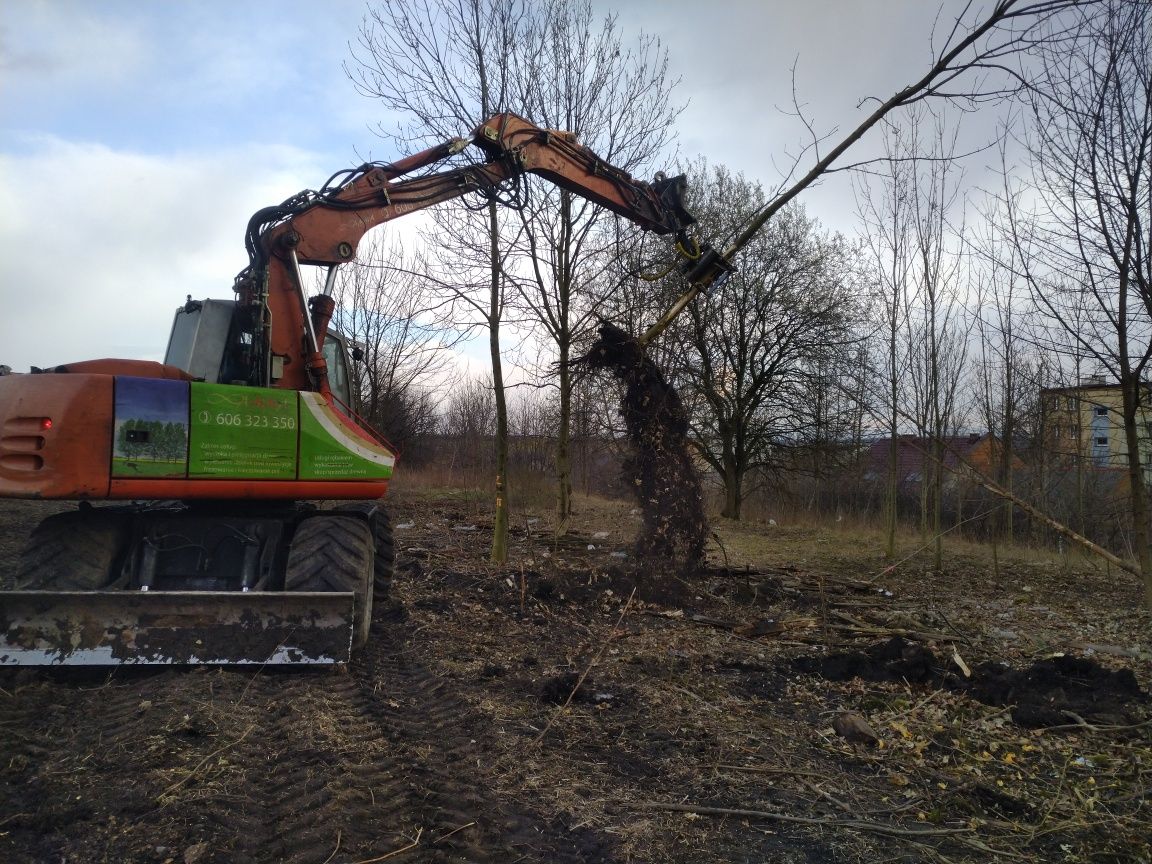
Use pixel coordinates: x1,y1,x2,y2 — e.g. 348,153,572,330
322,333,353,409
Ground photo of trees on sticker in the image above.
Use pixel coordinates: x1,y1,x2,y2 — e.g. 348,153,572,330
112,378,190,478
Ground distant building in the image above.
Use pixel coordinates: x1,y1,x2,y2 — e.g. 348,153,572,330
864,433,1022,490
1040,378,1152,484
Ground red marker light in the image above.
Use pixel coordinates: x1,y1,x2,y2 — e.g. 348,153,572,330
40,418,53,431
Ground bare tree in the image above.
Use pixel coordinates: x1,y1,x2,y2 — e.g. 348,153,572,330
440,375,497,487
855,120,917,559
903,110,972,570
971,185,1039,546
664,163,858,520
1004,0,1152,603
349,0,525,562
349,0,680,543
504,0,680,529
852,107,971,566
344,0,1091,572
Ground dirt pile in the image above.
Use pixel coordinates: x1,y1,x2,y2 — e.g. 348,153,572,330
798,636,1149,728
966,653,1146,728
575,322,706,573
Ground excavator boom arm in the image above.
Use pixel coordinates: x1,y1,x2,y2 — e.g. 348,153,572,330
240,113,702,393
261,113,692,267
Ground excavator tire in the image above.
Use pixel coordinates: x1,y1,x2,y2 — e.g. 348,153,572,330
285,515,374,649
14,510,127,590
373,512,394,600
334,503,394,601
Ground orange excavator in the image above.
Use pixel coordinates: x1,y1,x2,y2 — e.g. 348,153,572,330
0,114,729,665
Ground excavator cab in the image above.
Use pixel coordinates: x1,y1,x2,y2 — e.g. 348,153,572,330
165,296,357,410
164,298,238,383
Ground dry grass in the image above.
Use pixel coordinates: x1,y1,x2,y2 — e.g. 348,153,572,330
394,471,1121,586
709,515,1088,580
382,488,1150,862
393,464,558,510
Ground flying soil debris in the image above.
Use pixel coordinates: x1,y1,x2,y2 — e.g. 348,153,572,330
578,322,708,573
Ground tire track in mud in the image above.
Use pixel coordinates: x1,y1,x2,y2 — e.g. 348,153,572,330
1,669,257,862
0,606,616,864
343,627,603,864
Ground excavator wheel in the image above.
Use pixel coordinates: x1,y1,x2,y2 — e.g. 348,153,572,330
14,510,128,590
372,508,395,601
334,503,394,601
285,515,374,649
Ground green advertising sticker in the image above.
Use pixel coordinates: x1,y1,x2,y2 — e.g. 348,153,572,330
188,383,298,479
298,393,394,481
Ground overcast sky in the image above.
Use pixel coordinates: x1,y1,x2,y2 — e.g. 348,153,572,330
0,0,999,372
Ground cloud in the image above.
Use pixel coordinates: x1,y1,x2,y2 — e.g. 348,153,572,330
0,0,382,156
0,2,147,95
0,135,325,370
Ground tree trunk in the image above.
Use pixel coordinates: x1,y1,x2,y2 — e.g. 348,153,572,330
1002,367,1015,544
932,436,943,571
1120,379,1152,607
554,190,574,530
723,467,742,521
720,442,741,520
919,463,930,538
555,337,574,532
885,426,898,561
488,200,509,565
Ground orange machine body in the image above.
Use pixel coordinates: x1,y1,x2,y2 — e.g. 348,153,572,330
0,371,392,501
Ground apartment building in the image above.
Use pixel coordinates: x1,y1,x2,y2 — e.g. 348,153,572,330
1040,378,1152,484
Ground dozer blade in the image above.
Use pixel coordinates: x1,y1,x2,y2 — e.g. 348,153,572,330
0,591,355,666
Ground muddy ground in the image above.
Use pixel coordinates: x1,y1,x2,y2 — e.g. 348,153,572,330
1,490,1149,863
